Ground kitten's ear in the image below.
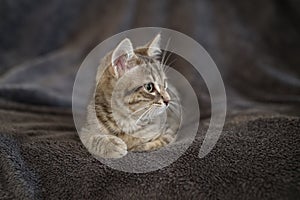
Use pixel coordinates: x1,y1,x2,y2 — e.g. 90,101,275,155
111,38,135,78
147,34,161,58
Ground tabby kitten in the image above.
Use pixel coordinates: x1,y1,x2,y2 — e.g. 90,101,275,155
80,34,180,159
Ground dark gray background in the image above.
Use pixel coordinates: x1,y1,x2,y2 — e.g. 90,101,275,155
0,0,299,199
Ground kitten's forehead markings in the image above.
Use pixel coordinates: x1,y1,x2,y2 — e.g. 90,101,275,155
149,63,163,84
152,63,162,80
147,63,156,83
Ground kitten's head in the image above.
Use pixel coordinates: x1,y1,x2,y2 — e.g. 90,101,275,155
99,34,171,132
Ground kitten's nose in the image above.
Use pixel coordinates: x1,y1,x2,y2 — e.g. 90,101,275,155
163,99,169,106
161,92,170,106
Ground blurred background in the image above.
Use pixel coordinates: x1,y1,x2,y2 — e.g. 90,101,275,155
0,1,299,199
0,0,299,114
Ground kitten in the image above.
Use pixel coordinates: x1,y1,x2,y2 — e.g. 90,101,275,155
80,34,180,159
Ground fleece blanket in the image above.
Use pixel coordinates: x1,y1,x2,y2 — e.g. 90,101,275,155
0,0,299,199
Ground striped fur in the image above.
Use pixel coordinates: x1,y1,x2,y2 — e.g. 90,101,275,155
80,35,180,158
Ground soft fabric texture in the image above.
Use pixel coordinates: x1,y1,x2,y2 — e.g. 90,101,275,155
0,0,299,199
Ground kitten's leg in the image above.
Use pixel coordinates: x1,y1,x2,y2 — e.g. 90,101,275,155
80,130,127,158
130,133,175,152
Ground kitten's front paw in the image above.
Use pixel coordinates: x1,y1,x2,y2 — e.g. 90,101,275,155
105,135,128,158
91,135,128,159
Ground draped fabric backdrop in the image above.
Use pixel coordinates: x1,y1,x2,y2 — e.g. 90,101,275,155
0,0,299,199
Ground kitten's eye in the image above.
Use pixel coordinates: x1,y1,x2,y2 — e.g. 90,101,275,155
144,83,154,93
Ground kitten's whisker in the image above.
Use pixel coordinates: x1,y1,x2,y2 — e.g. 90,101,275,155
161,52,167,67
167,104,181,119
148,109,154,121
135,106,153,124
163,52,172,67
162,53,174,74
169,103,182,111
140,107,152,118
167,58,177,67
164,65,171,74
162,64,169,73
129,105,149,117
149,106,160,120
169,100,184,109
169,100,180,104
